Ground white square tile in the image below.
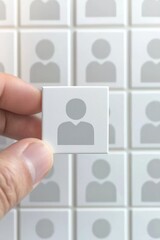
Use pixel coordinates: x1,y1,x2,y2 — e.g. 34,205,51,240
76,31,127,89
132,153,160,206
20,0,70,26
0,31,17,75
76,0,127,25
132,92,160,148
132,210,160,240
132,0,160,24
0,0,17,26
77,209,127,240
42,86,109,153
20,209,71,240
109,92,127,149
0,210,17,240
76,153,127,206
20,31,70,86
21,154,72,207
132,30,160,88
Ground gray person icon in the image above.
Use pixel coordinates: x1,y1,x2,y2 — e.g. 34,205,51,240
58,99,94,145
92,219,111,238
147,219,160,238
141,101,160,144
86,0,116,17
109,125,116,144
0,63,4,72
30,167,60,202
86,39,116,83
141,39,160,83
142,159,160,202
30,0,60,20
30,39,60,84
142,0,160,17
0,0,6,20
109,109,116,144
86,159,117,202
36,219,54,238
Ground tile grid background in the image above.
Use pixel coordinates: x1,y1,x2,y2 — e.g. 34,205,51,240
1,0,160,239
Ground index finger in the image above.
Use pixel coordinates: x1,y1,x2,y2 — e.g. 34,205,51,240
0,74,41,115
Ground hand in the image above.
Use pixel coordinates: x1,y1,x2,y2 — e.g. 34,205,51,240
0,74,53,218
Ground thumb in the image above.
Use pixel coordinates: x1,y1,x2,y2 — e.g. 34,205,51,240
0,138,53,218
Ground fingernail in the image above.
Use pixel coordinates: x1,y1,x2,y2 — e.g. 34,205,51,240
22,141,53,185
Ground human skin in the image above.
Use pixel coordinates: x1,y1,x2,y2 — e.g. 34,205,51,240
0,73,53,218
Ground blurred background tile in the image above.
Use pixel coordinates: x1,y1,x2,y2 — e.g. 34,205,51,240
0,0,17,26
76,153,127,207
0,210,17,240
132,209,160,240
76,31,127,89
76,209,127,240
20,30,71,86
132,92,160,148
20,0,70,26
132,153,160,206
0,31,17,75
76,0,127,25
20,209,71,240
109,92,127,149
132,0,160,25
132,30,160,88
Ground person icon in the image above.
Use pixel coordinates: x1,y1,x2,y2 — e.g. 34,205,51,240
58,98,94,145
30,0,60,20
36,219,54,238
92,219,111,238
109,109,116,144
86,39,116,83
109,124,116,144
0,63,4,72
0,0,6,20
141,39,160,83
142,0,160,17
141,101,160,144
86,159,117,202
142,159,160,202
30,167,60,202
30,39,60,84
86,0,116,17
147,219,160,238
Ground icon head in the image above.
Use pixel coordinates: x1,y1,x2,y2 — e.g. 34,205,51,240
147,159,160,179
92,39,111,60
145,101,160,122
147,39,160,59
147,219,160,238
92,159,110,180
36,39,55,60
36,219,54,238
92,219,111,238
66,98,86,120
